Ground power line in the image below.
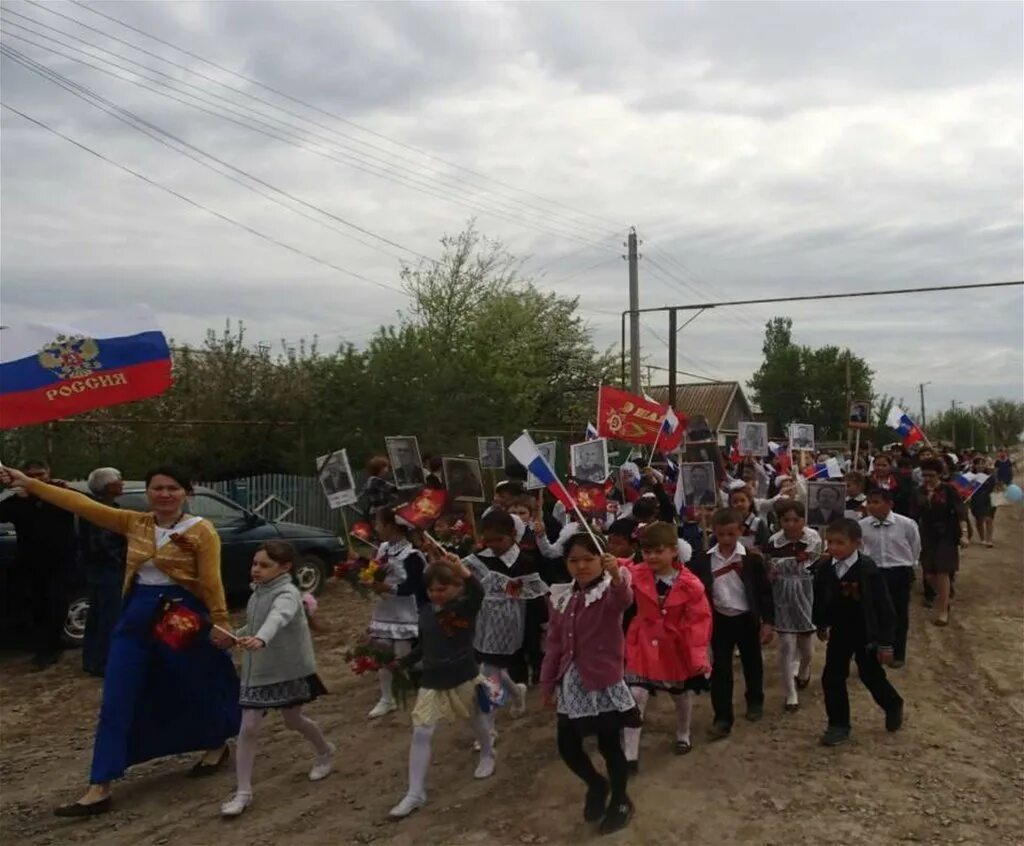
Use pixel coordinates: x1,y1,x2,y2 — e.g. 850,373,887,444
65,0,626,234
0,102,409,297
0,44,435,265
640,319,721,381
0,20,616,250
12,2,622,247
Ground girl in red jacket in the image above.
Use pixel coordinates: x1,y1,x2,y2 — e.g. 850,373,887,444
541,533,639,836
622,522,712,769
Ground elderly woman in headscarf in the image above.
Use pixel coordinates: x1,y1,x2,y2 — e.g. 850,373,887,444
79,467,127,677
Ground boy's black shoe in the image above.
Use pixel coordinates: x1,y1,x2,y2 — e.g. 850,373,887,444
599,798,634,836
626,760,639,776
708,721,732,741
820,726,851,747
745,703,764,722
584,778,609,822
885,702,904,733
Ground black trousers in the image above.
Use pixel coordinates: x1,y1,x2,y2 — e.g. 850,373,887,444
821,625,903,729
29,567,69,658
881,568,913,662
710,611,763,726
557,720,628,804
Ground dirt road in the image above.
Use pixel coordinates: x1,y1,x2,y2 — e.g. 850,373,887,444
2,512,1022,845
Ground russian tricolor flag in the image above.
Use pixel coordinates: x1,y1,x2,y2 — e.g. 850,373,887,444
585,421,599,440
0,310,172,429
509,431,576,511
885,406,925,447
802,458,844,479
951,472,987,501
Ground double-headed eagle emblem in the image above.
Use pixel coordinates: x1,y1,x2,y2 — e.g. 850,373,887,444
37,334,101,379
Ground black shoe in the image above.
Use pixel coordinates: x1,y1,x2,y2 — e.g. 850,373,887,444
886,703,904,733
674,739,692,755
708,721,732,741
794,675,810,690
584,778,609,822
599,798,634,835
626,760,639,776
54,797,111,818
820,726,851,747
784,703,800,713
187,746,229,778
745,703,764,722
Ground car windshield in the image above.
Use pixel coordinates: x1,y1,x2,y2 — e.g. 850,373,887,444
115,491,248,525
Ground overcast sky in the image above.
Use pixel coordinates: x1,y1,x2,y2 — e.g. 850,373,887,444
2,1,1021,418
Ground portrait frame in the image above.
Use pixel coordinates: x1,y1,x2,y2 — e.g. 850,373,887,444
526,441,558,490
789,423,816,453
849,399,871,431
385,435,425,490
806,480,847,530
570,437,610,485
681,461,718,508
316,448,357,509
738,421,769,457
477,436,506,471
442,456,486,503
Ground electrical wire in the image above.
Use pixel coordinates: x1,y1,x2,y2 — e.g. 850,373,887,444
0,101,409,297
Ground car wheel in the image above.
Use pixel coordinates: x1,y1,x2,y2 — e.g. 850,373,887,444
63,595,90,648
294,554,327,595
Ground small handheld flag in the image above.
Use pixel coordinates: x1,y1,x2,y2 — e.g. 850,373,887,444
508,432,576,511
951,472,987,502
802,458,844,480
585,422,599,441
885,406,925,447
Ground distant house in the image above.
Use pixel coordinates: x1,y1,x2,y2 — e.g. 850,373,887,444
646,382,753,446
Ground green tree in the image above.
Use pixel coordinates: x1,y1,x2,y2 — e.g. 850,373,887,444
748,318,874,440
929,407,991,452
978,398,1024,447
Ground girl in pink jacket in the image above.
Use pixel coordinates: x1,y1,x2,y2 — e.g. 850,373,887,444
541,533,638,836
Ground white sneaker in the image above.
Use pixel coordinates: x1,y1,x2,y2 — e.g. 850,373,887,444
368,699,397,719
389,793,426,819
309,742,336,781
220,792,252,817
510,683,528,718
472,728,499,752
474,753,496,780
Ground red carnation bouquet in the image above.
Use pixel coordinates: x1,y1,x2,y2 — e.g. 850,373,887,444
344,636,416,707
334,554,387,597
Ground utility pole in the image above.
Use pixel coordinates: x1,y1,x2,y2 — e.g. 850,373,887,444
627,227,641,394
969,406,975,449
845,352,852,451
918,382,930,428
951,399,957,449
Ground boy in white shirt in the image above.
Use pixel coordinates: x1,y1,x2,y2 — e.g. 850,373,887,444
860,488,921,668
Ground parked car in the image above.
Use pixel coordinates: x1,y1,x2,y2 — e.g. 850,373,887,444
0,483,347,648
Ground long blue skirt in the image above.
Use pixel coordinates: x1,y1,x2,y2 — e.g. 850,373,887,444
90,584,241,783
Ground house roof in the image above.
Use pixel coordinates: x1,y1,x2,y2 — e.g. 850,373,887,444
646,381,752,432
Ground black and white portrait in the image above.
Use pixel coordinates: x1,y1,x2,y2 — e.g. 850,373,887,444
807,481,846,528
681,462,718,507
316,449,356,509
849,400,871,430
789,423,816,453
738,421,769,457
478,436,506,471
685,414,714,444
386,436,425,489
570,438,609,484
526,441,557,490
442,456,486,503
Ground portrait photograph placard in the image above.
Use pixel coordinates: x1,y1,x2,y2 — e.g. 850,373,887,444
849,399,871,430
681,461,718,507
386,435,425,489
738,421,769,456
806,480,847,529
789,423,816,453
316,449,357,509
442,456,486,503
526,441,558,490
570,438,610,485
478,436,506,471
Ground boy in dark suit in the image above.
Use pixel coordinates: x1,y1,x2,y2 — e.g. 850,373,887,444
814,519,904,747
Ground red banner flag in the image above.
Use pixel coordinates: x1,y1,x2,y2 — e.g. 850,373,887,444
567,480,608,517
596,386,685,451
396,488,448,529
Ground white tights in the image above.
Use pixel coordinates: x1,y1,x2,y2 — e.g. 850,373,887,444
622,687,695,762
777,632,814,705
234,706,331,794
407,710,494,800
375,639,413,704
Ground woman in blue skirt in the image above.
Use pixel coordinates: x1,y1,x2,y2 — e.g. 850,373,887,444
0,465,241,817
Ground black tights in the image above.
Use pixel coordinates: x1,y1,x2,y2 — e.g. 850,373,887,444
556,721,628,804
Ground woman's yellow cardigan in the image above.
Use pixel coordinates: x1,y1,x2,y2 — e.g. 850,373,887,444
25,479,230,626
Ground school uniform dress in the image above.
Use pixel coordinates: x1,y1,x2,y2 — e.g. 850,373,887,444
403,577,485,727
917,484,967,576
739,512,770,552
763,528,822,634
623,564,712,694
368,541,426,642
845,494,867,520
22,481,240,784
813,553,903,729
465,544,549,670
859,513,919,664
236,575,326,709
